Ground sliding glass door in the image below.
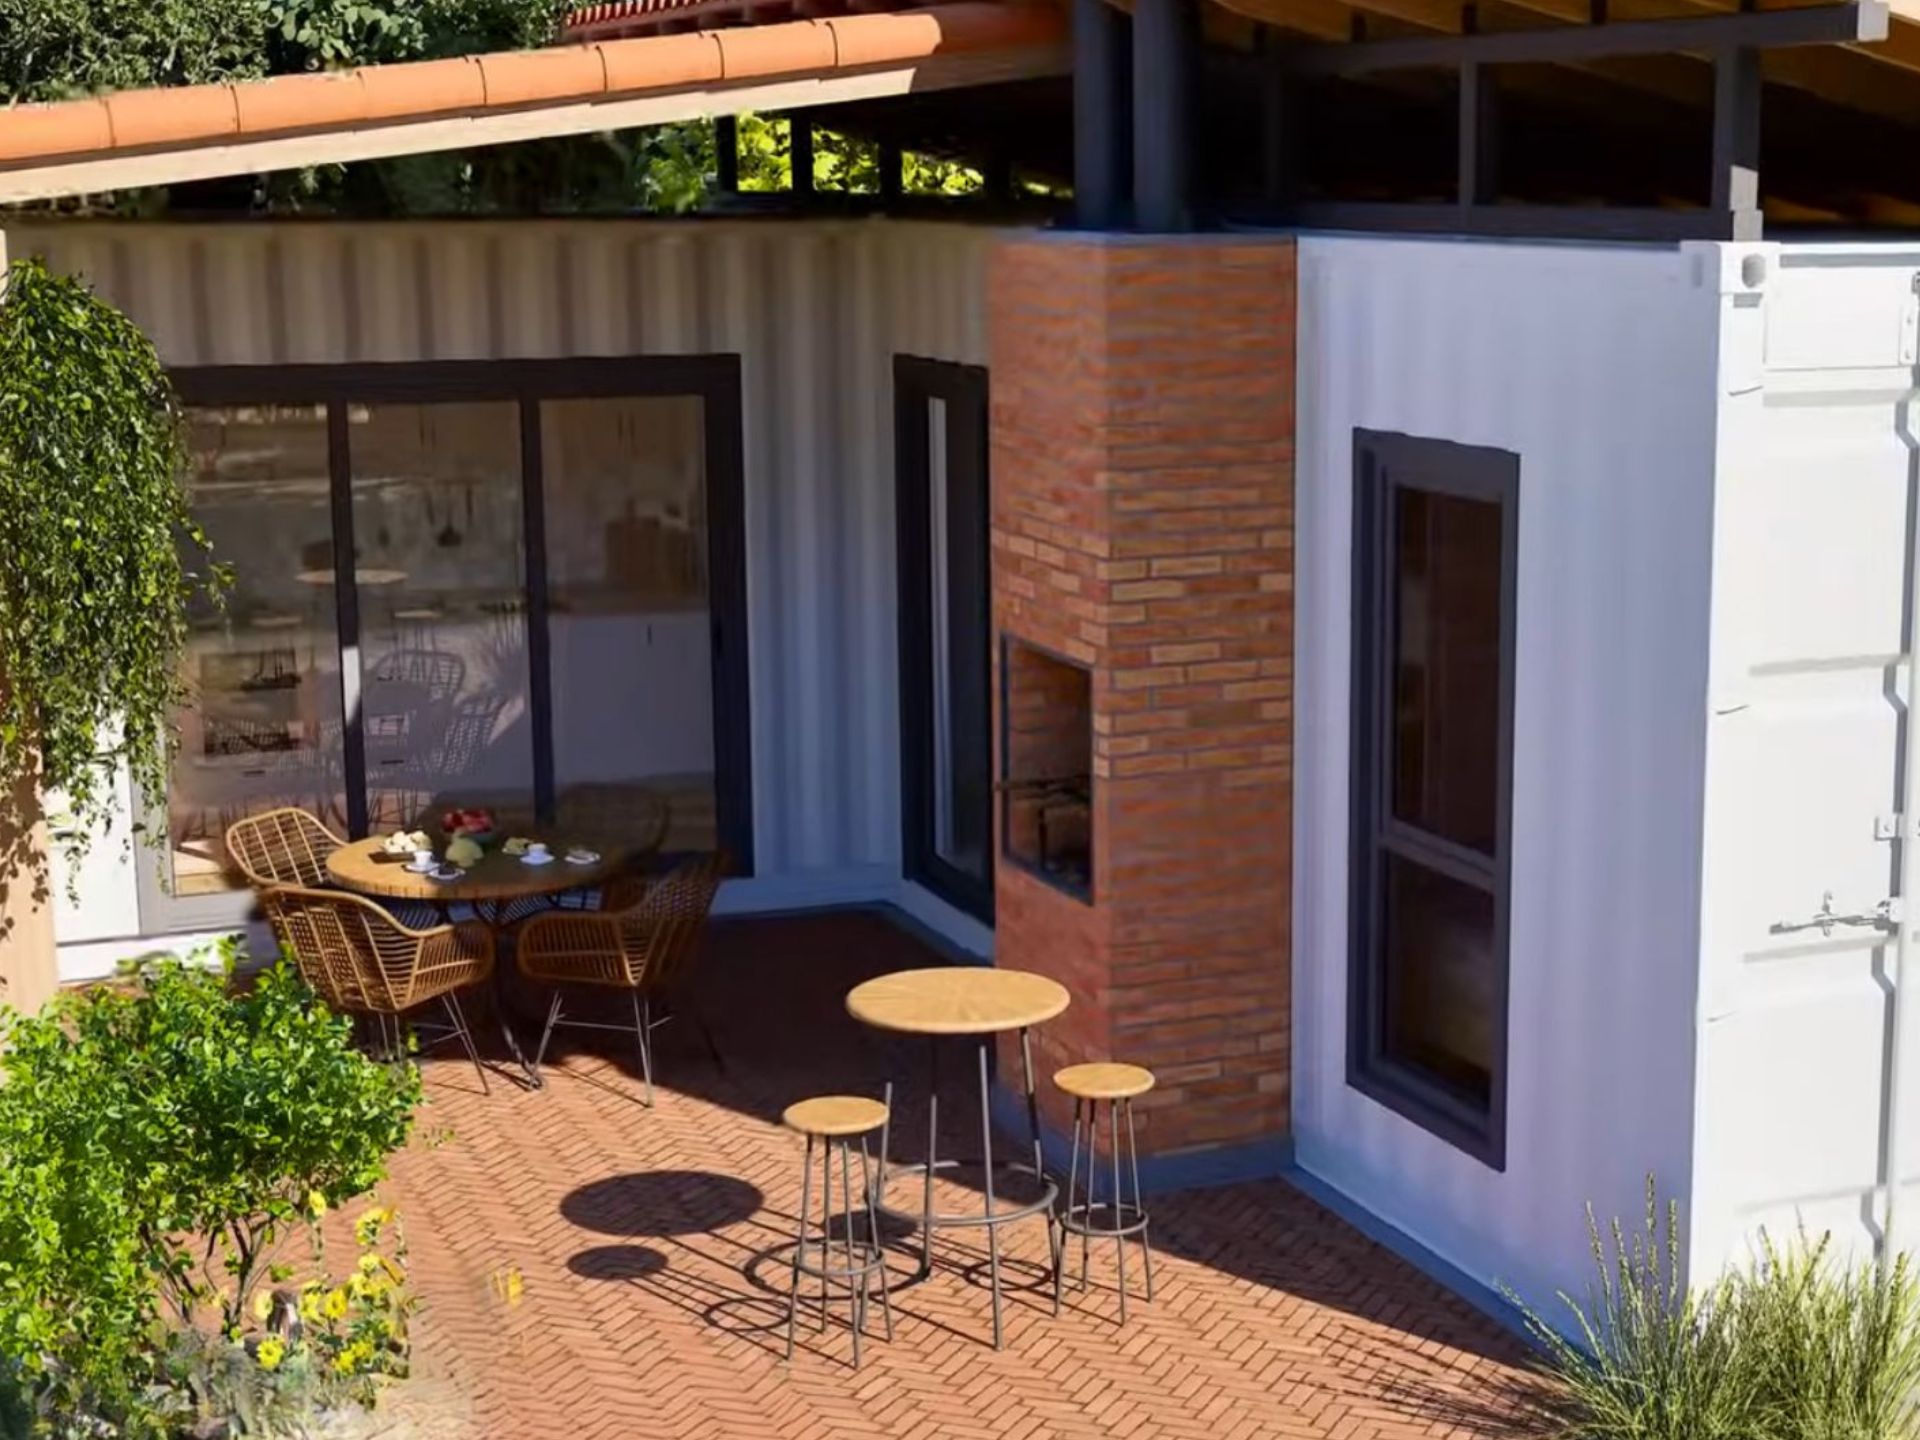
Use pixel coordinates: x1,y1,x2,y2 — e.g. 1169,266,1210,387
896,356,993,922
143,359,750,933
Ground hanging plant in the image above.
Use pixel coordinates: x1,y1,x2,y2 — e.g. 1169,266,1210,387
0,258,227,876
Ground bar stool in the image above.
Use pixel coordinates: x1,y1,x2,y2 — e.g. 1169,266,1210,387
1053,1063,1156,1323
782,1093,895,1367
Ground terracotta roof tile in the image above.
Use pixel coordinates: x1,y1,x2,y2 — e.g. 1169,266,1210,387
0,99,112,163
358,55,488,120
599,31,726,93
714,19,840,79
234,71,370,135
0,5,1064,173
476,44,610,108
104,83,239,149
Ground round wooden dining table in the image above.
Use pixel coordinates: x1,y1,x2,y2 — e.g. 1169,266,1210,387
327,835,627,1085
846,966,1070,1351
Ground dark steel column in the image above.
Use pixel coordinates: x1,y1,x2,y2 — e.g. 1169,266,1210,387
1073,0,1130,229
715,115,739,195
879,139,904,206
1711,46,1762,238
791,114,815,198
1132,0,1195,231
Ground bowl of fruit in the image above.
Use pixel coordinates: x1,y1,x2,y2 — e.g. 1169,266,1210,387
440,807,498,847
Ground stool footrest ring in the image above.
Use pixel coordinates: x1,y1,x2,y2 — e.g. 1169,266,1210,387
1057,1200,1149,1241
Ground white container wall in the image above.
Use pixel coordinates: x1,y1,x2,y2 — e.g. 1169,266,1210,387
12,218,995,972
1293,234,1722,1312
1690,241,1920,1283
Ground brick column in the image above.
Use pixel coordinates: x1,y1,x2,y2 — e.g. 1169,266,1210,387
989,234,1295,1181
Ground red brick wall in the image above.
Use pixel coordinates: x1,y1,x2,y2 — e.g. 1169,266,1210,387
988,235,1296,1160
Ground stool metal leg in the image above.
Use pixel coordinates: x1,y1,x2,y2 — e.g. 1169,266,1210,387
839,1138,862,1368
1020,1027,1054,1302
977,1041,1003,1350
1079,1102,1092,1293
1056,1098,1081,1316
860,1134,894,1342
818,1130,832,1331
920,1040,939,1281
786,1135,813,1361
1110,1098,1128,1325
1127,1098,1154,1301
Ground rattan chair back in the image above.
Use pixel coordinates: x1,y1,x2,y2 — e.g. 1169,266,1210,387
262,884,491,1016
225,807,347,890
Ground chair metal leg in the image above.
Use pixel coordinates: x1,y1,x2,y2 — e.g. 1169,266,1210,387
693,1008,726,1074
632,991,655,1108
840,1139,861,1368
533,992,563,1076
1020,1026,1055,1307
977,1041,1003,1350
786,1135,812,1362
1057,1098,1081,1317
1111,1099,1128,1325
1127,1098,1154,1302
860,1134,894,1342
443,993,489,1095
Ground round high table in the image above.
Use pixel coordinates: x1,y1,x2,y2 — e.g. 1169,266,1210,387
327,835,626,1085
845,966,1070,1349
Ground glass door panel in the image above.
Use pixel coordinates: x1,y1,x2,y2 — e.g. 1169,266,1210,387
346,402,534,833
542,396,717,854
169,406,346,897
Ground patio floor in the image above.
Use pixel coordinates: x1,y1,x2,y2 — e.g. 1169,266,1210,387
369,909,1546,1440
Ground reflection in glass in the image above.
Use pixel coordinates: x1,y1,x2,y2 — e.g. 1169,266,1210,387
172,407,346,895
928,397,989,880
347,403,533,832
542,397,717,853
1391,487,1503,855
1382,854,1496,1106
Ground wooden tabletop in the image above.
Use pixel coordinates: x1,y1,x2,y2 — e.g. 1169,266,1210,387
845,967,1070,1036
325,835,625,904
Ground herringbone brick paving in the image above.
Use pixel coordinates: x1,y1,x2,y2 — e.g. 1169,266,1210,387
374,910,1546,1440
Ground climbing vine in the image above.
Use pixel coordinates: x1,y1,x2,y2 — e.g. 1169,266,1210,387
0,259,225,874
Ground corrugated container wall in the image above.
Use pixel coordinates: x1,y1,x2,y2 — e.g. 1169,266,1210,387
1292,234,1722,1313
1691,241,1920,1284
10,218,994,963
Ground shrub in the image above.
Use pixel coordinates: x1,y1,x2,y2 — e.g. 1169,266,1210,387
0,945,421,1435
1519,1180,1920,1440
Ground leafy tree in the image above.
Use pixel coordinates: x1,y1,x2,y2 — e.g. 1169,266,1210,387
0,259,225,888
0,947,422,1433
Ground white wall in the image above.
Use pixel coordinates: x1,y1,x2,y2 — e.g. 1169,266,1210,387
1689,241,1920,1281
13,218,996,971
1293,234,1721,1313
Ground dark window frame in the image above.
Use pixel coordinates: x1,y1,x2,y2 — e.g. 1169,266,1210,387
1347,429,1518,1171
894,355,995,923
145,355,753,935
998,633,1095,906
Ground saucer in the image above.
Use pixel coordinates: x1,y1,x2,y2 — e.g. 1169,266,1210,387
427,866,464,882
565,848,601,866
520,852,556,866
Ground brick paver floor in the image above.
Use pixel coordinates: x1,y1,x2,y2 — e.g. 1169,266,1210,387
371,909,1549,1440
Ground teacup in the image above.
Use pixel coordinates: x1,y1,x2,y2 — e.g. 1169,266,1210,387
408,849,436,872
525,842,551,862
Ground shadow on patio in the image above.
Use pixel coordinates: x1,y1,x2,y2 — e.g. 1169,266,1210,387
375,908,1555,1440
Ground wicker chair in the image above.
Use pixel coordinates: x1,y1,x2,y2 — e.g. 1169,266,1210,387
262,885,497,1093
224,806,347,889
514,852,726,1105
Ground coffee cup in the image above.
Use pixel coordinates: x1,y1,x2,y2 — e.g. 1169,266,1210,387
526,842,550,861
409,849,436,872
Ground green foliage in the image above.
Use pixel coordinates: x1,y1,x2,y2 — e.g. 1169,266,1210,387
0,260,225,882
0,946,422,1435
1517,1179,1920,1440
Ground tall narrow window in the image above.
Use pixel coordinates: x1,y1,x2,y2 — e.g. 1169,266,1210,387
896,357,993,922
164,406,346,910
1349,430,1517,1169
